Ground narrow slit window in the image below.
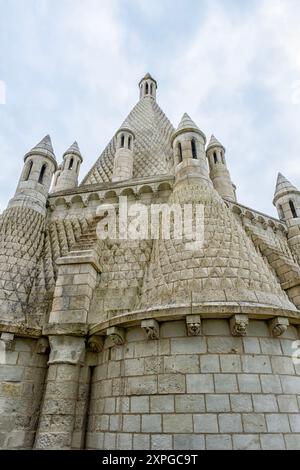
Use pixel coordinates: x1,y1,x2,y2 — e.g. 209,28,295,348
278,204,284,220
145,82,149,95
121,135,125,148
289,200,298,218
150,83,153,95
69,158,74,170
38,164,47,184
213,152,218,164
24,160,33,181
221,152,225,164
76,161,80,173
128,136,132,150
191,139,197,159
178,142,183,163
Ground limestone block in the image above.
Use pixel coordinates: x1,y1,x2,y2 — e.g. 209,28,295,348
206,394,230,412
151,434,172,450
193,414,218,433
253,394,278,412
141,415,162,433
206,435,232,450
218,414,242,433
186,374,214,393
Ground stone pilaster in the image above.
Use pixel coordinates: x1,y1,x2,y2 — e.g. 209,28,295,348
34,335,86,449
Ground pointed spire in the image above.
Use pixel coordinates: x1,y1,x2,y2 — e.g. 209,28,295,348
207,134,225,151
172,113,206,144
274,173,299,202
177,113,200,133
25,135,56,162
63,141,83,161
32,135,54,154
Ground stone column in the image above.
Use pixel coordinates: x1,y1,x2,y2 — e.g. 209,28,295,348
34,335,86,449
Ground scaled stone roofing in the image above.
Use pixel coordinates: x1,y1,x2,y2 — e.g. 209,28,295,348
81,96,175,185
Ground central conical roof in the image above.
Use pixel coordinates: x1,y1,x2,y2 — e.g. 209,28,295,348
138,179,295,312
82,97,174,185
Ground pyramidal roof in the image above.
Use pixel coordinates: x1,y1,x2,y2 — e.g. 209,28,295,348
207,134,225,151
25,135,56,161
63,141,82,160
82,91,174,185
274,173,299,203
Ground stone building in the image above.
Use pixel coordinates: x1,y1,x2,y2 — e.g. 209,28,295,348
1,74,300,450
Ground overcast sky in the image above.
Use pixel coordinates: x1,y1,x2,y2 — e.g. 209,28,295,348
0,0,300,216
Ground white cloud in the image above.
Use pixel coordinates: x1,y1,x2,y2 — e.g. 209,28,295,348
1,0,300,217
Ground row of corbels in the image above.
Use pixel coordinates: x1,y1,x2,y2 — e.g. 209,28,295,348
87,315,291,353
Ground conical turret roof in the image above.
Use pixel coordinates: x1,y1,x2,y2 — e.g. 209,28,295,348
207,134,225,151
273,173,300,204
63,141,83,161
138,178,295,313
172,113,206,144
25,135,56,162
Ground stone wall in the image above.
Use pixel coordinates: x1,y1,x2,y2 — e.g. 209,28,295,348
86,319,300,450
0,337,48,449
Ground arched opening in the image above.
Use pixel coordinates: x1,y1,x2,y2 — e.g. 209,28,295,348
221,152,225,164
145,82,149,95
178,142,183,163
191,139,197,159
76,161,80,173
289,200,298,218
24,160,33,181
121,134,125,148
150,83,153,96
128,136,132,150
278,204,284,220
68,158,74,170
38,164,47,184
213,152,218,164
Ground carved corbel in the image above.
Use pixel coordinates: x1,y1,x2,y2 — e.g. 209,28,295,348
0,332,14,351
269,317,289,337
141,319,160,340
186,315,202,337
35,337,50,355
230,314,249,337
88,335,104,353
107,327,125,346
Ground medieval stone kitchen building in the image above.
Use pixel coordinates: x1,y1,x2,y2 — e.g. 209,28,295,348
0,74,300,450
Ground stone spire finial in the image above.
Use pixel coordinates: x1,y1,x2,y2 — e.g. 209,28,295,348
207,134,225,152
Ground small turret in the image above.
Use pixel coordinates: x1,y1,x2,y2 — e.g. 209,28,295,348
273,173,300,264
139,73,157,100
206,135,236,202
112,128,135,182
9,135,57,215
52,142,83,192
171,113,209,186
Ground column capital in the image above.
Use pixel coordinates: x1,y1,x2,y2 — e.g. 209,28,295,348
48,335,86,365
